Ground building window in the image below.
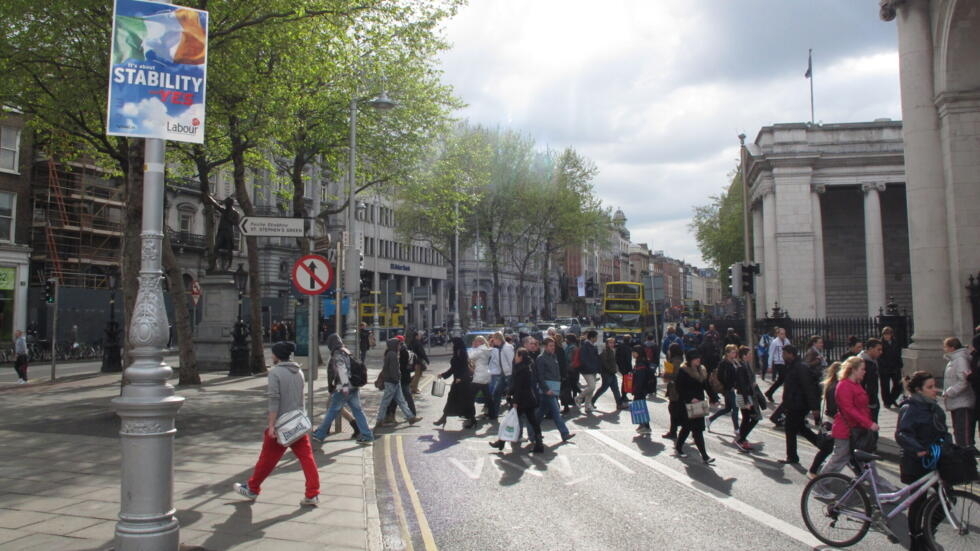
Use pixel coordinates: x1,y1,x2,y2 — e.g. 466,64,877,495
0,126,20,174
0,191,14,242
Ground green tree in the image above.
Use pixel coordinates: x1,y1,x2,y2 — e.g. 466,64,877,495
690,171,745,293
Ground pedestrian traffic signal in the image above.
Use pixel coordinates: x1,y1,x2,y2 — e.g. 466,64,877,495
728,263,743,296
742,263,756,295
44,278,57,304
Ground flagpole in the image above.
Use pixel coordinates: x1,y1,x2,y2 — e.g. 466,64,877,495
808,49,814,124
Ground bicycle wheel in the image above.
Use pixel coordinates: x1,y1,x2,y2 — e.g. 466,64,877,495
801,472,872,547
922,488,980,551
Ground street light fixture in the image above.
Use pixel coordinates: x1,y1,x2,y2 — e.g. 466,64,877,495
229,263,250,376
344,91,397,359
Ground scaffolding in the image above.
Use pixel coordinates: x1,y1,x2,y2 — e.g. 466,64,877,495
31,159,124,288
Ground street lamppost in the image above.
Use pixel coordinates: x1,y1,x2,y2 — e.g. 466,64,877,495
451,201,462,337
229,263,250,376
112,137,184,549
102,270,122,372
371,192,381,334
344,91,395,358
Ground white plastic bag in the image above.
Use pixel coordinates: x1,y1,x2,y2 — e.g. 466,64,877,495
497,407,521,443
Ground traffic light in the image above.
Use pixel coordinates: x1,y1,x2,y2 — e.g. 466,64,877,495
742,263,757,295
728,263,743,296
586,277,595,298
44,278,57,304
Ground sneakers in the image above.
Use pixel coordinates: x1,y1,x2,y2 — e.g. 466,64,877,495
17,379,26,384
356,437,374,445
233,482,257,501
674,449,688,458
300,495,319,506
637,425,652,435
561,432,576,443
310,433,325,446
703,456,716,465
408,416,423,425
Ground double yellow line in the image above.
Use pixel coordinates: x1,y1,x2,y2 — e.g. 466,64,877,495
383,434,438,551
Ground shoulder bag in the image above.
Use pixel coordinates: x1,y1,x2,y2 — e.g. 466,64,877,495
275,409,311,447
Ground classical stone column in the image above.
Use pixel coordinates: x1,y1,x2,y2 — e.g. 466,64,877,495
812,185,827,318
862,182,887,316
752,204,766,318
761,191,778,316
885,0,953,375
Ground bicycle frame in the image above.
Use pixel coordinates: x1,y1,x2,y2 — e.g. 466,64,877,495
829,462,939,525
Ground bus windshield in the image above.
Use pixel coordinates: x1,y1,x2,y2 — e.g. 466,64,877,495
604,313,641,329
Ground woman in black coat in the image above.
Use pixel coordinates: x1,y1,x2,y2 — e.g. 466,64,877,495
434,338,475,429
490,348,543,453
895,371,949,550
674,349,714,464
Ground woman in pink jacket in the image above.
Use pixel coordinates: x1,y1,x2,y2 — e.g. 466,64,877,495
819,356,879,474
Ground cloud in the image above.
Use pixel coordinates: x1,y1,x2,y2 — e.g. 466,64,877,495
438,0,902,267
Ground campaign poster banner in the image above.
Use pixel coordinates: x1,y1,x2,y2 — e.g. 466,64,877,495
106,0,208,144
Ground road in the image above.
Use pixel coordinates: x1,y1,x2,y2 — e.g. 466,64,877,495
0,354,181,386
374,356,910,551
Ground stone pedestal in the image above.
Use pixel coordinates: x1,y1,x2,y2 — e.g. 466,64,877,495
902,344,947,380
192,273,238,372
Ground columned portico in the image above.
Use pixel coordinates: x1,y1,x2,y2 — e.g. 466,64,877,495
862,182,887,316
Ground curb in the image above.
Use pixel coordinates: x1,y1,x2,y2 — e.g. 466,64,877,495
363,440,382,551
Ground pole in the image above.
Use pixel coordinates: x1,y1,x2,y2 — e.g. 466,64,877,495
50,282,58,381
308,294,317,418
808,49,815,125
345,98,360,357
451,201,461,336
372,193,380,333
475,217,481,328
739,133,755,351
112,136,184,549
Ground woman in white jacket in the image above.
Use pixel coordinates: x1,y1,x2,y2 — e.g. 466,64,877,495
469,336,493,420
942,337,976,448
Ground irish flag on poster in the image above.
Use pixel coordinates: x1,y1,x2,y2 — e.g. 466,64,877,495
106,0,208,144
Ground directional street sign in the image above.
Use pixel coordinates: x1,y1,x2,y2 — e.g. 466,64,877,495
291,254,334,296
239,216,306,238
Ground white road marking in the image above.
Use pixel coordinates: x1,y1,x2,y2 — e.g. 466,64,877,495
586,430,826,549
599,453,636,475
496,456,543,477
449,457,484,480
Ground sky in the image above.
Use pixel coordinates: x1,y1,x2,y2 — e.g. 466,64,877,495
437,0,902,267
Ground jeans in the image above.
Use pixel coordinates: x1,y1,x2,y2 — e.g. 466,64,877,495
576,374,597,410
377,381,414,424
536,389,570,437
488,374,508,419
516,405,542,444
593,372,623,406
313,389,373,441
247,431,319,499
708,388,740,431
386,382,416,418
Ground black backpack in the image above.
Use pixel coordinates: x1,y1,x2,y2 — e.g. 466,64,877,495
348,357,368,388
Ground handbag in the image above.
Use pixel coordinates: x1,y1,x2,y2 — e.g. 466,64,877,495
497,408,521,443
630,399,650,425
685,400,710,419
734,393,750,410
431,378,446,397
938,443,979,486
274,409,312,447
849,427,878,453
373,372,385,390
622,372,634,394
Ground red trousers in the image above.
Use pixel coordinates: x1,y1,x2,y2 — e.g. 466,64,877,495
247,431,320,499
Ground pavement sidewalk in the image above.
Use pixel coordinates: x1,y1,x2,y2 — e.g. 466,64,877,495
0,354,388,551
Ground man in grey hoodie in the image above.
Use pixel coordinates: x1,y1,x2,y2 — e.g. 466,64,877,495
234,342,320,506
534,337,575,443
311,334,375,444
375,338,422,430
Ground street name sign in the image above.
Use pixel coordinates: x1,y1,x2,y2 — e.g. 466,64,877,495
239,216,306,238
292,254,333,296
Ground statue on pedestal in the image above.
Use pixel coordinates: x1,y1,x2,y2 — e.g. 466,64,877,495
206,195,239,273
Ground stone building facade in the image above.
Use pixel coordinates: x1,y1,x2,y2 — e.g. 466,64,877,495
879,0,980,376
0,112,31,341
745,121,911,319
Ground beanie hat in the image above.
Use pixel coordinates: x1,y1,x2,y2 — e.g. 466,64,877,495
272,341,295,360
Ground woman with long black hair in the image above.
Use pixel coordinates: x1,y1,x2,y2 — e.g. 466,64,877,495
733,346,760,452
433,337,476,429
674,350,714,464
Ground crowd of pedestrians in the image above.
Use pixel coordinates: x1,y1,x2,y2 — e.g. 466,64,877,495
234,321,980,513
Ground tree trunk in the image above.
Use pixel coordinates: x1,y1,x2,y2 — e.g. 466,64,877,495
488,239,502,324
229,116,266,374
122,139,144,372
541,240,553,320
193,146,217,270
163,232,200,385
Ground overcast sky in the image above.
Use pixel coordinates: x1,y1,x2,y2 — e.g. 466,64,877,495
437,0,902,267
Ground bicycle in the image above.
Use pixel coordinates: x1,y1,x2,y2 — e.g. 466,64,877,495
801,449,979,549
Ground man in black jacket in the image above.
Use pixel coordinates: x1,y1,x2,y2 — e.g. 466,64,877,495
779,345,822,465
860,339,884,422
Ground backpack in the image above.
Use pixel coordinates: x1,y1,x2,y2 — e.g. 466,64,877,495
570,347,581,369
683,332,699,349
406,349,418,367
348,357,368,388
